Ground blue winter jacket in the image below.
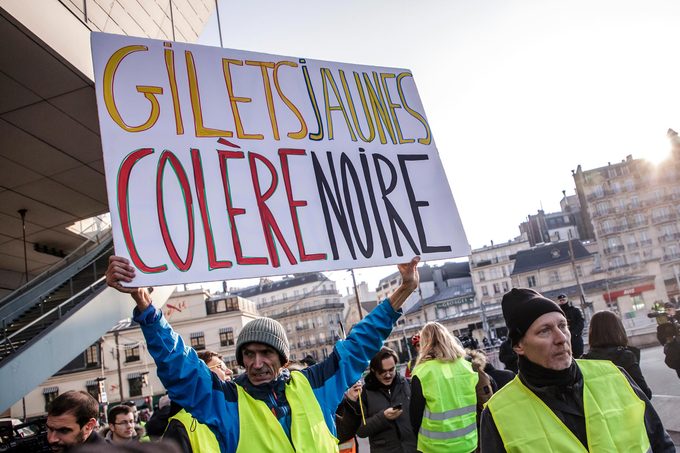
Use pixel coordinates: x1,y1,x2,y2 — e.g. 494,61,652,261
133,299,401,452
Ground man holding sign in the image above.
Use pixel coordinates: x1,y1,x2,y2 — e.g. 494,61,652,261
106,255,419,452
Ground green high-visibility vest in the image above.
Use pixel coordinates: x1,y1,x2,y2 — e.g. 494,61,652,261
487,359,650,452
165,408,220,452
235,371,338,453
411,359,479,453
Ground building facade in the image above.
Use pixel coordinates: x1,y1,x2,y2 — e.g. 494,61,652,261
573,151,680,303
234,274,345,362
384,261,477,361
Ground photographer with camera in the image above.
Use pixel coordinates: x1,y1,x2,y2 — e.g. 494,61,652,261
649,302,680,378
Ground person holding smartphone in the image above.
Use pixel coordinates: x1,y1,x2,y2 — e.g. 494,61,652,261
344,347,417,453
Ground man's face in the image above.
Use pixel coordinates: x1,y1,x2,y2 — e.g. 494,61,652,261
514,312,572,370
109,412,135,442
207,356,232,382
128,405,138,422
557,296,568,305
242,343,282,385
374,356,397,386
46,412,95,452
666,307,677,317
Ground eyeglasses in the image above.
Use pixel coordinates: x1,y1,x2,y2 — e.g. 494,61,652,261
377,367,396,376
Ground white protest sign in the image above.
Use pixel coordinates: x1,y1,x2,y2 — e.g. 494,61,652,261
91,32,469,286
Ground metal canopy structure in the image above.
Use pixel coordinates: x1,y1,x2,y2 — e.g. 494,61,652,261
0,7,107,292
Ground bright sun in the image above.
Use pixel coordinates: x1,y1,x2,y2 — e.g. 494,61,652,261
642,133,674,165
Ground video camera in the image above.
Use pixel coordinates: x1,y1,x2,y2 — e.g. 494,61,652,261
0,417,50,452
647,302,676,326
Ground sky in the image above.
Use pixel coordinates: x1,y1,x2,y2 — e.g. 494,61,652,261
193,0,680,293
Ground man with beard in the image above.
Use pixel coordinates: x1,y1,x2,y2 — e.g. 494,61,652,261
480,288,674,452
46,390,103,451
105,255,420,453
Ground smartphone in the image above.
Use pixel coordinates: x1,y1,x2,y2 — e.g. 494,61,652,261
392,403,403,410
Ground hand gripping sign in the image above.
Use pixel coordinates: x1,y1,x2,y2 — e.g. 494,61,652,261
91,32,469,286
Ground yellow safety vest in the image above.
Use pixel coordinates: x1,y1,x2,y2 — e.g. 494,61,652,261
235,371,338,453
165,408,220,452
487,359,650,452
411,359,479,453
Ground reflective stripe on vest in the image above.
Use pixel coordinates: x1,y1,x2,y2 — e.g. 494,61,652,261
411,359,479,453
487,359,650,453
165,408,220,452
235,371,339,453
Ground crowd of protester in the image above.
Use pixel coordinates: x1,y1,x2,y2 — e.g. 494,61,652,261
35,256,677,452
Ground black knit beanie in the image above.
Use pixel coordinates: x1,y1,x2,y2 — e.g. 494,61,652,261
502,288,565,346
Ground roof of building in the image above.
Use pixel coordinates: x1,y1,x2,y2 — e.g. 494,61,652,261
406,286,475,314
233,272,329,297
512,240,591,275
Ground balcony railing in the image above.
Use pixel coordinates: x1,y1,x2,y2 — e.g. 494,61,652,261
652,213,677,225
270,302,344,319
658,233,680,244
257,289,340,309
602,245,625,255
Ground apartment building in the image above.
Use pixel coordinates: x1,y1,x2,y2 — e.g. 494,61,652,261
470,237,531,306
384,261,477,360
10,289,258,419
573,150,680,304
510,240,665,325
234,274,345,362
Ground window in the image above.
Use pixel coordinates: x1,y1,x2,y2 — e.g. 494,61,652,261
625,180,635,192
219,327,235,346
493,283,501,294
527,276,537,288
124,344,140,363
631,295,645,311
128,373,143,397
85,344,99,367
190,332,205,350
609,256,626,269
575,265,584,278
596,201,610,216
43,387,59,412
85,380,99,401
478,271,486,282
502,281,509,292
481,286,489,296
548,270,560,284
206,296,240,314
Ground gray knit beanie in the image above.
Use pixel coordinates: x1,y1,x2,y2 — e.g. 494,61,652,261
236,317,289,366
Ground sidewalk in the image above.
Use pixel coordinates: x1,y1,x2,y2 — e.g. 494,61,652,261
652,395,680,445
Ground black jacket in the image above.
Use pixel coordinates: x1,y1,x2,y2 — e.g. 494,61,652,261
483,362,515,391
479,360,674,452
561,302,585,357
144,403,172,440
498,339,518,373
582,346,652,399
348,373,416,453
